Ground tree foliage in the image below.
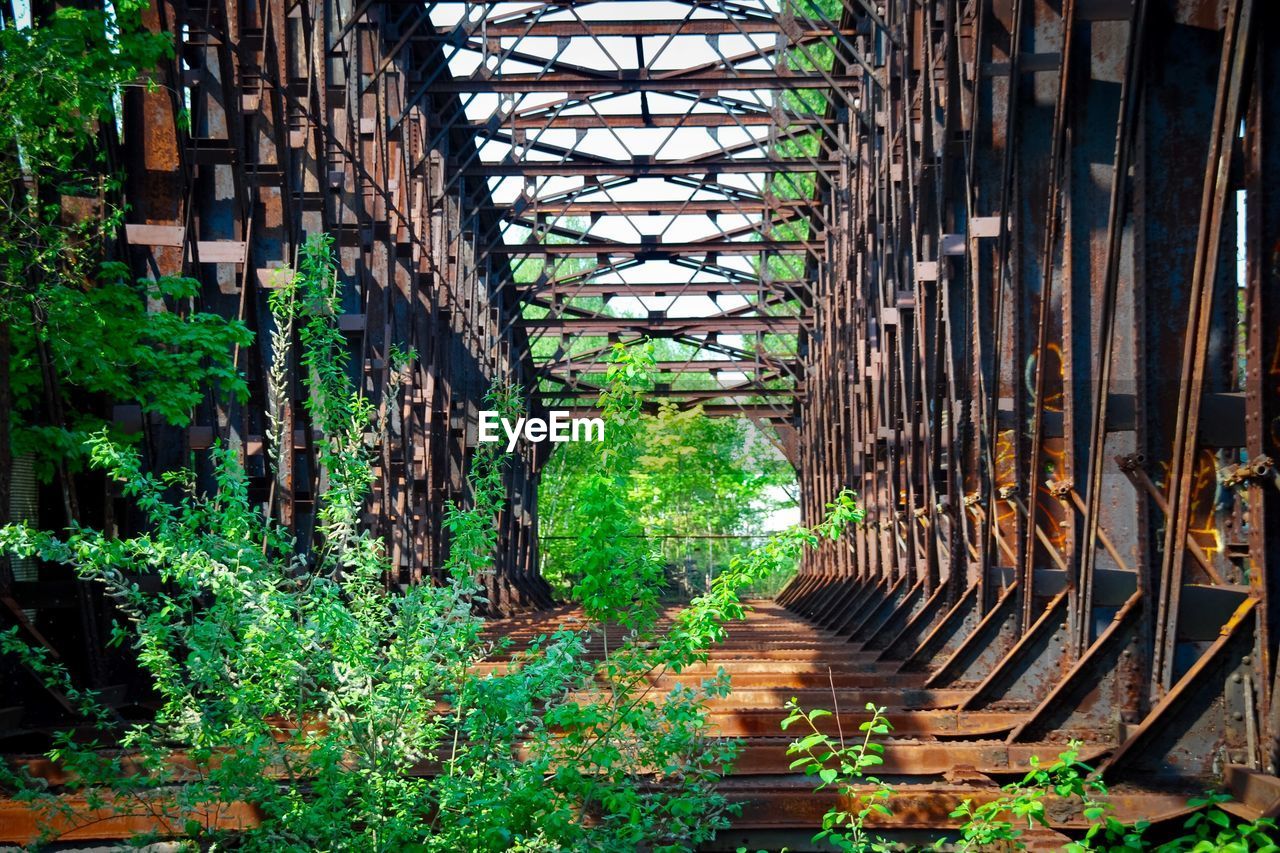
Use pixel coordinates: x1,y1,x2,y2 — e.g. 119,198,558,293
9,267,251,477
0,235,862,852
0,2,248,480
540,396,797,599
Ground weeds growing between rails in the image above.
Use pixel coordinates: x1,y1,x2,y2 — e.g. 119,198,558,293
764,700,1279,853
0,233,862,851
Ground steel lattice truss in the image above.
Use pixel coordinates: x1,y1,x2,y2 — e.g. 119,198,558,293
781,0,1280,791
409,0,859,424
5,0,1280,844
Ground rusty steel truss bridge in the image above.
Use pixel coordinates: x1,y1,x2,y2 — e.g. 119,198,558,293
4,0,1280,845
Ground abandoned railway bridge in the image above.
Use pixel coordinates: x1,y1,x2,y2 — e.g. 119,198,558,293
2,0,1280,847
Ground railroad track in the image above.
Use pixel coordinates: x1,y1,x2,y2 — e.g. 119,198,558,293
485,600,1237,851
0,598,1267,849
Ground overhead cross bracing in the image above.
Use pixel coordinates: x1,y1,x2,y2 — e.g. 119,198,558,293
419,0,852,423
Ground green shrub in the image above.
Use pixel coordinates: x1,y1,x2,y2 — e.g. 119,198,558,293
0,235,862,852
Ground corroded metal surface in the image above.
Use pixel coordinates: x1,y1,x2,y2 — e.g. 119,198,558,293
3,0,1280,842
786,0,1280,794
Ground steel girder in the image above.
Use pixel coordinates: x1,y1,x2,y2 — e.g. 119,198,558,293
111,0,553,615
781,0,1280,789
7,0,1280,843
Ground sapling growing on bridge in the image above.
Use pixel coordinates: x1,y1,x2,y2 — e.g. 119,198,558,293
781,699,895,853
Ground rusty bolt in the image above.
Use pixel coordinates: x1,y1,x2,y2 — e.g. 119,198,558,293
1222,456,1276,489
997,484,1020,500
1046,478,1074,498
1116,453,1144,472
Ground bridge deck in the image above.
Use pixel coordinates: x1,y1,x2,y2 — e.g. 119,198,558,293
483,599,1218,850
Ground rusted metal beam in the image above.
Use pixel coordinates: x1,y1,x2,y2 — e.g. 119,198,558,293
519,281,805,297
491,199,819,216
542,359,800,376
430,72,862,94
454,113,821,130
424,20,858,37
489,239,822,256
551,403,794,420
538,387,799,402
520,316,803,335
461,159,838,177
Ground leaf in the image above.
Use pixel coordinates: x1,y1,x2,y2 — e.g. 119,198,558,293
795,732,828,752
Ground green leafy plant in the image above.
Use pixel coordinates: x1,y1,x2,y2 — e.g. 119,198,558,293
1,4,247,482
0,0,171,285
948,741,1110,851
782,700,894,852
1153,792,1277,853
510,340,822,852
0,235,864,852
942,745,1277,853
540,398,798,600
10,267,251,476
566,340,662,628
